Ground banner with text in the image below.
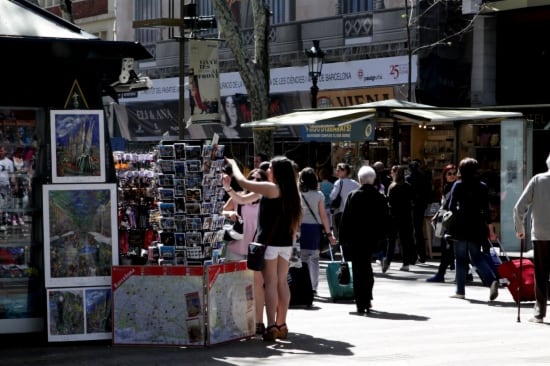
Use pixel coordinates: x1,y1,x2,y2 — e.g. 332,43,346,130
189,39,221,125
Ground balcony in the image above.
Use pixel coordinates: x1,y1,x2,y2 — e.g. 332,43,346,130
139,8,415,75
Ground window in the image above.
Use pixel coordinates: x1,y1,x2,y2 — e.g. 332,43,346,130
134,0,162,45
341,0,373,14
197,0,288,26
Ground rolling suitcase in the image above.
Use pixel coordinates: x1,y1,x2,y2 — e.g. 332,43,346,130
288,262,314,307
498,258,535,304
326,245,354,302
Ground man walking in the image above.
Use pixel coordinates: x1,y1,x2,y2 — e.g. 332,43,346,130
513,153,550,323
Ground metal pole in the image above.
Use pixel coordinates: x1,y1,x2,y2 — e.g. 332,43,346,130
310,76,319,109
178,4,185,140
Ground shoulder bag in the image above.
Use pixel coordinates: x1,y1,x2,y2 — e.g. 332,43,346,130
247,216,280,271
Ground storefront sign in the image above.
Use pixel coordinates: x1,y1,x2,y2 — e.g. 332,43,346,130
301,120,375,142
317,87,395,107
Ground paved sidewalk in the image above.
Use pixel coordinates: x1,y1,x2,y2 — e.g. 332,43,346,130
2,259,549,366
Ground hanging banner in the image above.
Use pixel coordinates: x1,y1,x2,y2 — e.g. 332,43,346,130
189,39,221,125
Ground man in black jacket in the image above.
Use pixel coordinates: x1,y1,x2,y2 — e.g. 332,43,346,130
338,165,389,314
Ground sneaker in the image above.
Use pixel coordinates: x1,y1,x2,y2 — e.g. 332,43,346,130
399,265,409,272
529,317,543,324
489,280,499,301
382,258,389,273
426,275,444,283
18,217,25,225
450,294,465,299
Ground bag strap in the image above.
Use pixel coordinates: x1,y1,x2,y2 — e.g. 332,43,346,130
336,179,343,199
301,193,321,226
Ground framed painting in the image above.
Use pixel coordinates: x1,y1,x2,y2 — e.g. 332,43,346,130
50,110,106,183
43,184,118,288
47,286,112,342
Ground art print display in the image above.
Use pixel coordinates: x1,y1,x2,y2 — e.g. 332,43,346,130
50,110,106,183
43,184,118,287
47,286,112,342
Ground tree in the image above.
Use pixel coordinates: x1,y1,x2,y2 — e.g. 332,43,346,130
211,0,274,158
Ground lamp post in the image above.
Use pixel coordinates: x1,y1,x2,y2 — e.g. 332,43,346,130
305,40,325,108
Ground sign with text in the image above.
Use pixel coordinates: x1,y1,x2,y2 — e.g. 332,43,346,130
189,39,221,124
301,120,375,142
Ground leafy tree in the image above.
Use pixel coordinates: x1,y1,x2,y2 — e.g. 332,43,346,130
211,0,274,158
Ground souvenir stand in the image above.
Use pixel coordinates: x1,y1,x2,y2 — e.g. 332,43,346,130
43,110,118,342
111,141,254,347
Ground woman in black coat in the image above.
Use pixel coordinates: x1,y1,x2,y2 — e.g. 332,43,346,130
339,165,389,314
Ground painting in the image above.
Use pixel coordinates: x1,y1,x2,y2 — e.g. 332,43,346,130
50,110,106,183
47,286,112,342
43,184,118,288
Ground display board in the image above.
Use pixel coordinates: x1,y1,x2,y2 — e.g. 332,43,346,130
112,262,253,347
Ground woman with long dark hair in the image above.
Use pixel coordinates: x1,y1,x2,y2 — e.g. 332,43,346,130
223,156,302,341
426,164,457,282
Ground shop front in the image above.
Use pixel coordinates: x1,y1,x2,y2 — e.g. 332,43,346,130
243,99,526,252
0,1,151,336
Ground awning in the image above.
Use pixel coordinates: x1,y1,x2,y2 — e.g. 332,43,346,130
241,99,524,129
391,109,523,124
240,108,375,128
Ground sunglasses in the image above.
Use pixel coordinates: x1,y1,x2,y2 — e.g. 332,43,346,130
446,172,456,176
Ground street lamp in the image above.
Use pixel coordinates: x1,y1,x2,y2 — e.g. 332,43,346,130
305,40,325,108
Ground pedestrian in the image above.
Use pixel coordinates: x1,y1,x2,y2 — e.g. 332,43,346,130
298,167,336,295
513,152,550,323
254,153,269,170
447,157,498,300
329,163,360,239
318,167,334,229
223,156,302,341
426,164,457,282
373,161,391,195
383,165,416,272
406,160,432,263
338,165,389,313
0,146,15,205
222,168,268,334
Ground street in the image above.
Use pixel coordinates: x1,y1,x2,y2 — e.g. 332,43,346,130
1,259,549,366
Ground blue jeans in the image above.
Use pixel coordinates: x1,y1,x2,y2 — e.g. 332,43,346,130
454,239,496,295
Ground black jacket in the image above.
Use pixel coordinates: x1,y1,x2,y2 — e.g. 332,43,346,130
339,184,389,255
447,179,492,242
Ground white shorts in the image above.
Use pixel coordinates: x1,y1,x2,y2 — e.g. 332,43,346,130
264,246,293,261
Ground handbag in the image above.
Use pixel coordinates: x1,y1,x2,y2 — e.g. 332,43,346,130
247,242,266,271
329,181,343,210
433,210,446,238
441,210,456,232
247,215,279,271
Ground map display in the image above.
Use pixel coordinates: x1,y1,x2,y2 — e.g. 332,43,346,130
112,263,254,346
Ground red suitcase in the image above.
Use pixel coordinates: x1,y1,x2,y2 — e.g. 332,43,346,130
497,258,535,304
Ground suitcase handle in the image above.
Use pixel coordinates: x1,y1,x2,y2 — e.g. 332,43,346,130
328,243,346,263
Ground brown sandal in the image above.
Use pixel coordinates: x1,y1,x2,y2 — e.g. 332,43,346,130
262,324,278,341
277,323,288,339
